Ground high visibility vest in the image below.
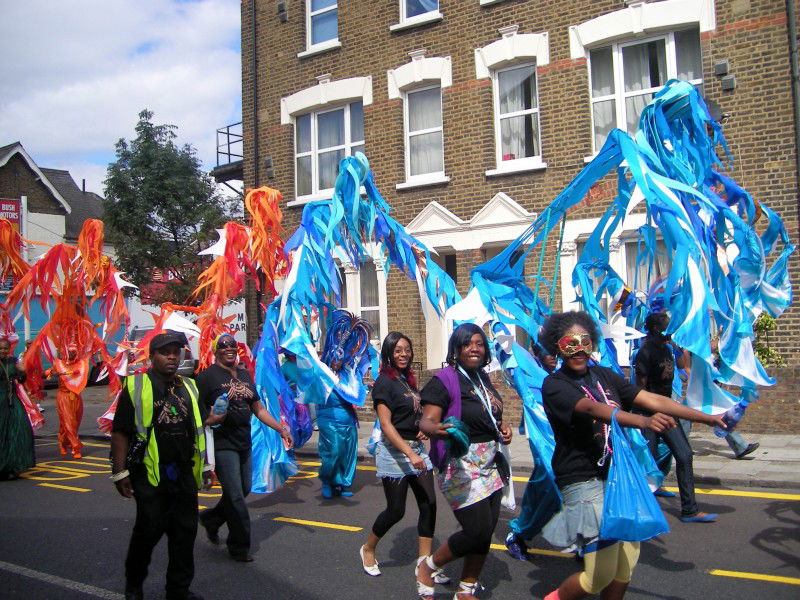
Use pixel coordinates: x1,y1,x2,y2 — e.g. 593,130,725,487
126,373,206,488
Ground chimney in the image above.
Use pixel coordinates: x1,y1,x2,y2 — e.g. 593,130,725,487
82,178,86,193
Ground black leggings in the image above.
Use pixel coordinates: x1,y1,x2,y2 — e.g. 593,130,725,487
448,489,502,557
371,470,436,538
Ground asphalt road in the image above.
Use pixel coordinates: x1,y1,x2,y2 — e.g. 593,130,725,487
1,437,798,599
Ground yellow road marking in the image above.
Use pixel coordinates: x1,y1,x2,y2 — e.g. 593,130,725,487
38,483,91,492
80,456,109,462
489,543,570,558
198,505,207,510
296,460,376,472
198,493,221,498
286,470,319,481
20,468,89,481
34,441,59,446
662,486,800,501
80,442,110,448
274,517,362,532
709,569,800,585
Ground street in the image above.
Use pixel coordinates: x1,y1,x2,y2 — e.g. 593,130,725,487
1,430,798,599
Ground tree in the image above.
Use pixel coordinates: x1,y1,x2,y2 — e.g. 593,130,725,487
104,109,238,305
753,313,785,368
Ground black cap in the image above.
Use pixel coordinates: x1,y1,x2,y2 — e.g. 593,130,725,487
149,330,189,352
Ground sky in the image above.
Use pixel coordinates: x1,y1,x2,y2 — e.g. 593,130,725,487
0,0,242,196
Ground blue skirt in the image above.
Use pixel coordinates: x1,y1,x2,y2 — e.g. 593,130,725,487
374,439,433,479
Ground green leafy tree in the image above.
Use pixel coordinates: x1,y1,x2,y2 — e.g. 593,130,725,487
753,313,785,367
104,109,238,305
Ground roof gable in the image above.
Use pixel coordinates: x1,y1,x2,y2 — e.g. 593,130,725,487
0,142,72,214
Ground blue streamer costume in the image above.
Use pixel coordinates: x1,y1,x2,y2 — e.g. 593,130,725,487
251,153,461,494
443,80,793,555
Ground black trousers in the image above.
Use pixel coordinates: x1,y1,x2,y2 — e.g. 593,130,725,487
448,489,503,557
371,470,436,539
125,470,198,600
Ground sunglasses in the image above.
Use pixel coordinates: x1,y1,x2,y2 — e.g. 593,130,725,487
557,334,593,357
216,339,237,350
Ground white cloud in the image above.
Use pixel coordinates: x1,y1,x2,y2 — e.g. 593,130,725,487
0,0,242,196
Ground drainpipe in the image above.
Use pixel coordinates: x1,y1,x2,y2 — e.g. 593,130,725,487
787,0,800,218
251,0,263,342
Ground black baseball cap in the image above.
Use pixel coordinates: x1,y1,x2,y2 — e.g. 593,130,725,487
150,330,189,352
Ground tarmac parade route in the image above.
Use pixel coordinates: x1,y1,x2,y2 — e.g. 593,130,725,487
3,436,796,598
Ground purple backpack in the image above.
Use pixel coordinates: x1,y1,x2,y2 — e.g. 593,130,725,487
428,365,462,469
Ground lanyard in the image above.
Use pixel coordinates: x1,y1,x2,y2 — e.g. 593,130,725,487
579,376,613,467
457,365,501,434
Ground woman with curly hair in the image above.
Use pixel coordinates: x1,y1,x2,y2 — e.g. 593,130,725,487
415,323,512,600
539,311,724,600
359,332,447,586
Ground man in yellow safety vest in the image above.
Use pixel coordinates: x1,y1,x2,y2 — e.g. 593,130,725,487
111,330,212,600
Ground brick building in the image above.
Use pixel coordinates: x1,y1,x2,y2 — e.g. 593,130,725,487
239,0,800,429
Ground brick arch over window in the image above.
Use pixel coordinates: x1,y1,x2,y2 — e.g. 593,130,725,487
474,26,549,79
280,75,372,125
387,51,452,100
568,0,716,59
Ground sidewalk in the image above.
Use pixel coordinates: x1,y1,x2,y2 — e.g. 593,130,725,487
59,386,800,491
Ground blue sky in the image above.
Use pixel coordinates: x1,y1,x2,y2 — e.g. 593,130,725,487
0,0,242,195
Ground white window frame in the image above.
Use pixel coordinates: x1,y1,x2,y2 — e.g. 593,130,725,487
586,30,703,154
299,0,340,58
390,0,442,32
337,253,388,348
489,62,545,175
293,101,364,203
400,84,447,189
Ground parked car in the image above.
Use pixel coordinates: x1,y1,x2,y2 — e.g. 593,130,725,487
127,326,197,377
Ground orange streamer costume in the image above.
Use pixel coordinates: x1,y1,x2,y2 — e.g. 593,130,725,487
2,219,132,457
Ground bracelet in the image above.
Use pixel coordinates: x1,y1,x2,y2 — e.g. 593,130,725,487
109,469,130,483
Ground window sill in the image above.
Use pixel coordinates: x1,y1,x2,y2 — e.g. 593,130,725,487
584,154,628,167
287,191,331,207
287,185,367,207
389,11,443,33
297,39,342,59
479,0,507,5
396,174,450,190
485,160,547,177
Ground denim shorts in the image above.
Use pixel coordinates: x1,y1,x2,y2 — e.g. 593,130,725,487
542,478,604,551
374,439,433,479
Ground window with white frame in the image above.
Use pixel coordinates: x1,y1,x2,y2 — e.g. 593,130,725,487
589,28,702,151
404,85,444,180
336,259,384,346
623,237,671,293
493,63,542,167
403,0,438,21
295,101,364,199
307,0,338,48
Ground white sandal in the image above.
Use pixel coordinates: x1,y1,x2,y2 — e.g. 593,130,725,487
359,545,381,576
416,555,451,584
453,580,484,599
415,555,437,599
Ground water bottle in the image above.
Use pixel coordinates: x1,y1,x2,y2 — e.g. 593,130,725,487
211,393,228,429
713,402,745,438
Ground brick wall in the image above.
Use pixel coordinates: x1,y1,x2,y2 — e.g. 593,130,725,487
0,154,66,215
243,0,800,424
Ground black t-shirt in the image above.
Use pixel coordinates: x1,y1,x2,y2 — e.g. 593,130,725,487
633,336,674,401
113,372,206,490
371,373,422,440
542,365,639,487
196,363,260,452
421,369,503,443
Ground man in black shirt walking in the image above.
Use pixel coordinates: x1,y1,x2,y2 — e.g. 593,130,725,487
634,313,716,523
111,331,212,600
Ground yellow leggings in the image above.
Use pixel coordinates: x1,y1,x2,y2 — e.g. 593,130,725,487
578,541,641,594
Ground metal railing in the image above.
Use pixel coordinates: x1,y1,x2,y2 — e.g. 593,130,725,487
216,122,243,167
